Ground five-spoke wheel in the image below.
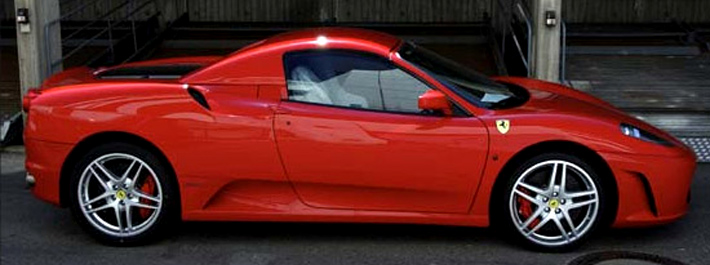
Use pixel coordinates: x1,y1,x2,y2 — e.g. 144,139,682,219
500,153,606,251
69,142,177,245
78,153,163,237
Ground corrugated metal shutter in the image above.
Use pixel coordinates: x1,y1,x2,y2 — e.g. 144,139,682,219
186,0,492,23
5,0,710,25
188,0,322,22
335,0,492,23
57,0,157,21
563,0,710,23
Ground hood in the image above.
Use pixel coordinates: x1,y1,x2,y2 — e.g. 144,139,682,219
494,76,616,111
493,77,685,148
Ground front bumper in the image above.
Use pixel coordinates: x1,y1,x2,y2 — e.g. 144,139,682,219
25,138,74,206
601,150,696,227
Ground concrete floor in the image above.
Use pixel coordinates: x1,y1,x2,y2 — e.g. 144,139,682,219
1,150,708,265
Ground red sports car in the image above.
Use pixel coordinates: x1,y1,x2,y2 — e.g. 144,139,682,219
24,28,696,250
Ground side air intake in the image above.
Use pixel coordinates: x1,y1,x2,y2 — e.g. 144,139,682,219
187,87,210,110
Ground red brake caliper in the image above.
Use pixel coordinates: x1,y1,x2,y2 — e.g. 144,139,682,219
139,176,156,219
517,189,540,229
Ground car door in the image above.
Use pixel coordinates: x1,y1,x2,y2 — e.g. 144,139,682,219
274,49,489,213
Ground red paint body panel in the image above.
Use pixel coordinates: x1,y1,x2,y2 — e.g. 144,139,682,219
274,101,488,213
600,152,695,227
24,27,696,229
24,139,73,205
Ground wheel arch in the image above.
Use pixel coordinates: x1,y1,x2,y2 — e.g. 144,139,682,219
489,140,619,228
59,131,179,209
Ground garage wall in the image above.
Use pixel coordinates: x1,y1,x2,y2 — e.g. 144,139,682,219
335,0,491,23
6,0,710,24
564,0,710,23
1,0,126,21
187,0,322,22
185,0,710,24
186,0,493,23
58,0,159,21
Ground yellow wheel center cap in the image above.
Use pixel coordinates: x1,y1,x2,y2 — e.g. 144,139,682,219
115,190,127,200
548,199,560,209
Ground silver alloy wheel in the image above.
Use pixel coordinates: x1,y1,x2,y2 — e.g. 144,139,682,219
77,153,163,237
509,160,599,247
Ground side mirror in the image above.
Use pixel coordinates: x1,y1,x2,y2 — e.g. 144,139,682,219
418,89,452,116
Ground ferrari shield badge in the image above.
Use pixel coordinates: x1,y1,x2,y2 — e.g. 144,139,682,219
496,119,510,134
115,190,127,200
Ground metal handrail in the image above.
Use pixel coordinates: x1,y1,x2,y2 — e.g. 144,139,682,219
59,1,133,42
494,0,533,77
509,24,529,73
515,2,532,76
560,20,567,84
54,0,105,23
495,0,509,59
43,0,159,76
57,1,154,64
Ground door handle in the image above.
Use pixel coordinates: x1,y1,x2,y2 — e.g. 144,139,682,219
269,106,291,125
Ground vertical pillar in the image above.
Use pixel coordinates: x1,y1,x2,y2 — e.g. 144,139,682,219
14,0,61,96
530,0,562,82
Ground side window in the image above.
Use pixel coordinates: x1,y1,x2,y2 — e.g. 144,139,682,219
284,50,431,114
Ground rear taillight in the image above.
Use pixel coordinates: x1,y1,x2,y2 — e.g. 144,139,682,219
22,89,41,113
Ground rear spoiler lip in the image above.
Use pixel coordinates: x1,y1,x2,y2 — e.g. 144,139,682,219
40,66,95,90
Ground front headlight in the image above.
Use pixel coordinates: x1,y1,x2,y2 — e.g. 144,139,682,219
620,123,673,146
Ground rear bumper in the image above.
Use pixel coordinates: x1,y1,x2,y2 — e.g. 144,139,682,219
25,138,74,206
601,150,696,228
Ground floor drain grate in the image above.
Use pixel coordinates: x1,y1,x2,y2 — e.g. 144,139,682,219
568,251,686,265
680,137,710,163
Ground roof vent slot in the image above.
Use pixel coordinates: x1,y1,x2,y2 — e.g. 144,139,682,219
96,64,204,79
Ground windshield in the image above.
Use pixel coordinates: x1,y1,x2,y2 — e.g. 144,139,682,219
398,42,525,109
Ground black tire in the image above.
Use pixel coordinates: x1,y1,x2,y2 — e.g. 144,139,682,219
68,142,179,246
496,153,607,252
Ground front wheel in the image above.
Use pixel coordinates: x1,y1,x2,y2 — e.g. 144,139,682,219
500,153,606,251
69,142,178,245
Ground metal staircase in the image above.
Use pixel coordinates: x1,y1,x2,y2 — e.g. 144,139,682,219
491,0,533,77
44,0,171,76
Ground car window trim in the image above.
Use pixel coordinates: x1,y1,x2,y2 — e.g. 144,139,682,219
281,99,472,118
281,48,472,118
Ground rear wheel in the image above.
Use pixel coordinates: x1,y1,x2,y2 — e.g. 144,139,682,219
500,153,606,251
69,142,178,245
